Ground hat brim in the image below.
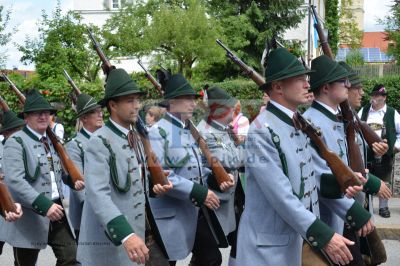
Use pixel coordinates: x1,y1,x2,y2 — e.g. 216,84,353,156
208,97,237,109
262,68,314,90
0,119,25,134
18,107,57,118
75,104,102,119
99,90,145,107
310,71,351,92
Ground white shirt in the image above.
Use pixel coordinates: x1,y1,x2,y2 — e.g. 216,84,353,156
109,118,130,136
270,100,295,119
26,125,60,200
315,100,340,115
166,112,186,128
52,123,64,140
358,104,400,149
82,127,93,137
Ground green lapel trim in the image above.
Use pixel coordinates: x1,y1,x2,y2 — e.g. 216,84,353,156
22,126,41,142
105,120,128,140
79,128,91,139
13,136,41,182
266,102,294,127
311,101,339,122
164,113,185,129
209,120,228,131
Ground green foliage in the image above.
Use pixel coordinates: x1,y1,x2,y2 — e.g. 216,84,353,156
0,72,105,138
18,1,104,82
325,0,340,55
345,49,364,66
361,76,400,111
0,5,13,67
339,0,363,49
105,0,223,78
379,2,400,64
205,0,306,79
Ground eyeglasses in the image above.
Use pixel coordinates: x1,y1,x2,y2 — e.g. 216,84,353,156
332,78,351,87
30,111,51,117
350,86,364,94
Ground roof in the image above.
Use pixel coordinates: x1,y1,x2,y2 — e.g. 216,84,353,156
362,32,391,52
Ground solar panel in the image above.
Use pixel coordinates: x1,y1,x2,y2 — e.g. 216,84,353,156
335,48,393,63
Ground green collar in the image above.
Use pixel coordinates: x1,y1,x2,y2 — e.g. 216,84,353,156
105,120,128,140
22,126,41,142
311,101,340,122
164,113,186,129
209,119,228,131
80,128,91,139
266,102,294,127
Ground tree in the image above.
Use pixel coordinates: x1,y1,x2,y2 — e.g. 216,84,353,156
18,2,105,82
0,5,14,68
105,0,223,78
339,0,363,49
380,1,400,64
205,0,306,77
324,0,340,55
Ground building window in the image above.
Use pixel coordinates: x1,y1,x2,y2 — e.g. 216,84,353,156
111,0,120,9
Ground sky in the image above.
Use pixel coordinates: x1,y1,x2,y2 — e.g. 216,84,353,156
0,0,396,70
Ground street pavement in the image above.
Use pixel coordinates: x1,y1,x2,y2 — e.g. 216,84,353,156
0,197,399,265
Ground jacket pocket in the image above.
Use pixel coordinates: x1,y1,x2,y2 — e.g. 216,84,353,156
153,208,176,219
256,233,290,247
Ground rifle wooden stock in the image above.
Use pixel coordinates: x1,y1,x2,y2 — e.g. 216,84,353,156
3,74,84,184
0,180,17,217
87,29,115,75
216,39,265,86
135,117,168,186
310,5,334,59
354,115,383,147
340,100,367,176
187,120,231,186
293,113,362,192
137,61,163,95
0,96,10,112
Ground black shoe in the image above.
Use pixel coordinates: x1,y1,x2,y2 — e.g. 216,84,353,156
379,207,391,218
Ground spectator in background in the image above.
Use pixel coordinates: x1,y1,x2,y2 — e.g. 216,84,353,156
259,92,270,114
50,114,64,141
231,100,250,143
145,105,166,128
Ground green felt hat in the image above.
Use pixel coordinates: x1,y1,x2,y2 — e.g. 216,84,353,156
75,93,101,118
262,48,313,88
99,68,144,106
20,89,56,118
163,74,199,99
309,55,351,91
0,110,25,134
206,86,237,108
338,61,362,87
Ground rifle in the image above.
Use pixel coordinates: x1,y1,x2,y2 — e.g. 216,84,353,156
1,73,84,184
310,5,334,59
87,28,115,75
63,69,81,106
0,95,10,112
137,60,163,95
0,96,18,215
292,112,362,191
135,116,168,186
0,181,17,217
186,120,232,186
216,39,265,86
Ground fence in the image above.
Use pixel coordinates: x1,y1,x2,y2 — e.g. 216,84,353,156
352,64,400,78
